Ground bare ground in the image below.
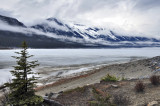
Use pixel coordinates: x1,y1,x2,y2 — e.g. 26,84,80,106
36,56,160,97
54,78,160,106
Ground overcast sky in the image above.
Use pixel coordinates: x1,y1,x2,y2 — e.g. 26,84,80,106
0,0,160,36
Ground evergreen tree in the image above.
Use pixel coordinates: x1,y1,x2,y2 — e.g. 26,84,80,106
5,41,43,106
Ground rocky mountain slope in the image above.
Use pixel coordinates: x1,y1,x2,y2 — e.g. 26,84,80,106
0,15,160,48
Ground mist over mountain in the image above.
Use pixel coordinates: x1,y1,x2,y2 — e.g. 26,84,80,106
0,15,160,48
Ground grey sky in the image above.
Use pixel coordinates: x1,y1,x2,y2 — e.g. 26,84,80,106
0,0,160,36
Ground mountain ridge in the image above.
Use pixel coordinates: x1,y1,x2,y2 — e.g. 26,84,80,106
0,15,26,27
0,15,160,48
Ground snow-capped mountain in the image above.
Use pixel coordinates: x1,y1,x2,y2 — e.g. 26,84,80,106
31,17,160,47
0,15,160,48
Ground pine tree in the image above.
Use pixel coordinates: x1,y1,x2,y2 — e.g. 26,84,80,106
5,41,43,106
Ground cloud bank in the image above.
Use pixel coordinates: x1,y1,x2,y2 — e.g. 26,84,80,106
0,0,160,36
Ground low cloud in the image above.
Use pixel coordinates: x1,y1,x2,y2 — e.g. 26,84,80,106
0,20,28,33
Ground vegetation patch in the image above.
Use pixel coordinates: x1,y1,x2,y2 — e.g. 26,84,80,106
101,74,119,82
121,77,127,81
113,92,130,105
89,87,115,106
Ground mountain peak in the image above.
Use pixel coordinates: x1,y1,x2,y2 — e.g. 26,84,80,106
0,15,26,27
47,17,63,26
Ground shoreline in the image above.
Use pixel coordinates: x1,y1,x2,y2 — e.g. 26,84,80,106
35,59,138,88
36,60,130,85
36,56,145,86
36,56,160,96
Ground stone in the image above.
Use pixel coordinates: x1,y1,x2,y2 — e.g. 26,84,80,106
58,91,63,94
111,84,118,88
147,101,158,106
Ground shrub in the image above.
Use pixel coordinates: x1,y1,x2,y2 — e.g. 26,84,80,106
63,86,87,94
101,74,119,82
135,81,145,92
150,75,160,85
113,93,130,105
121,77,127,81
89,87,115,106
92,87,100,95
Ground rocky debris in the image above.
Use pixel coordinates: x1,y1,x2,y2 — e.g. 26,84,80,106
45,92,59,99
147,101,158,106
43,92,63,106
43,98,63,106
58,91,63,94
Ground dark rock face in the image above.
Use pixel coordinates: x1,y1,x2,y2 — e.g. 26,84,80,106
0,15,26,27
43,98,63,106
0,30,86,48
